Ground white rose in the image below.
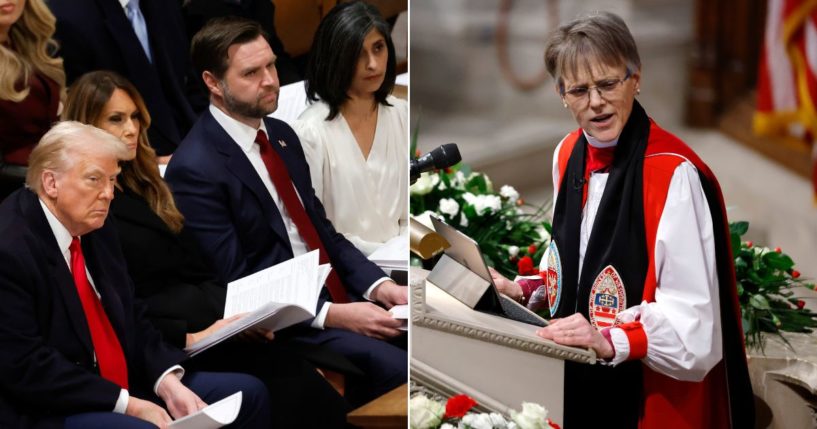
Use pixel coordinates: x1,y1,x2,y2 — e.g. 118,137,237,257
409,395,445,429
451,171,467,187
536,225,551,242
410,172,440,196
508,245,520,258
461,413,494,429
440,424,456,429
439,198,460,217
462,192,477,205
484,195,502,214
500,185,519,203
510,402,548,429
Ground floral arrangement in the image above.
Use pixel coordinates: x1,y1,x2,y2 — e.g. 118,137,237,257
410,166,551,279
410,393,560,429
730,221,817,350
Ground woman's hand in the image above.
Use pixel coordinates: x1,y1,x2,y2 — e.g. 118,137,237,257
488,267,523,302
535,313,614,359
185,314,246,347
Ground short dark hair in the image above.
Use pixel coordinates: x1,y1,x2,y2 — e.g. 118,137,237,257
304,1,396,120
190,16,269,80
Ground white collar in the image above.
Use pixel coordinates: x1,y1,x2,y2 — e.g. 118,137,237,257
38,197,74,257
209,104,269,154
582,130,619,148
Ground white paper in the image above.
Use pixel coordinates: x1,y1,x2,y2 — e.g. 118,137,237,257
268,81,308,125
169,391,242,429
185,251,324,356
389,304,408,331
224,250,320,317
368,234,408,270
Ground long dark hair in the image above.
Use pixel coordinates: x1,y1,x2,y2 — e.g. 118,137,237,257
63,71,184,233
304,1,396,120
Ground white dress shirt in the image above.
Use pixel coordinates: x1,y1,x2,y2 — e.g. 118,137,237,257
209,105,388,328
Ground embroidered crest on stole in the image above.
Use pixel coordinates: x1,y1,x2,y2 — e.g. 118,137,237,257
588,265,626,330
544,240,562,318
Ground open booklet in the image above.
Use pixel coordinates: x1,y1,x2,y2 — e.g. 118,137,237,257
169,391,242,429
185,250,329,356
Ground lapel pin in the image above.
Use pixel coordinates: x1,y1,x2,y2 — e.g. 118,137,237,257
278,139,287,148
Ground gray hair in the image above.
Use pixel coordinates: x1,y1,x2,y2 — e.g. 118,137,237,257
26,121,130,191
544,11,641,91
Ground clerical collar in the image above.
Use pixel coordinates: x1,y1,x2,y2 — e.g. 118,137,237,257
583,130,619,148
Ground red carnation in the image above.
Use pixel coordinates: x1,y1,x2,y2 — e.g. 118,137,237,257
746,241,753,248
528,244,537,255
548,419,561,429
775,247,782,253
518,256,535,276
797,300,806,309
444,394,477,419
792,270,801,279
516,198,525,206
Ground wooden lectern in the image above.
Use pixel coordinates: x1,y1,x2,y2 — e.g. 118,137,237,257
410,269,595,424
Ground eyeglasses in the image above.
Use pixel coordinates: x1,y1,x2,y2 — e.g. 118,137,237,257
561,70,632,106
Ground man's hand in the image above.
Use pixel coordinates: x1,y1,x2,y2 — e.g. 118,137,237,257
488,267,523,302
371,281,407,308
186,314,246,347
125,396,173,429
535,313,614,359
325,302,403,340
237,327,275,343
156,373,207,420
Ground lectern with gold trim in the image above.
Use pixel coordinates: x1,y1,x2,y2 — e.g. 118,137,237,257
410,269,595,423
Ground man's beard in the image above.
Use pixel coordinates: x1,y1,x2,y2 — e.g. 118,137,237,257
220,81,278,119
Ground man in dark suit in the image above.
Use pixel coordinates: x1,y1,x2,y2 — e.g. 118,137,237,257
165,17,407,407
0,121,270,429
50,0,206,157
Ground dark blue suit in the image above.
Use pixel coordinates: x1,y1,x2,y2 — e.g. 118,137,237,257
50,0,205,155
165,110,406,406
0,189,269,429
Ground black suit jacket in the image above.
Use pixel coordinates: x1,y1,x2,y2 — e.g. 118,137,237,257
110,188,225,348
50,0,205,155
0,189,186,429
165,110,385,311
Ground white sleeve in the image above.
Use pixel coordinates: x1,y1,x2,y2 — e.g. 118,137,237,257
292,120,326,202
608,162,722,382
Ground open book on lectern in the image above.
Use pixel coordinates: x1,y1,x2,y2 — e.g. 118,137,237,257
185,250,329,356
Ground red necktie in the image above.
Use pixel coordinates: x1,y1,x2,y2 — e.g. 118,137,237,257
582,144,616,207
255,130,350,303
69,237,129,389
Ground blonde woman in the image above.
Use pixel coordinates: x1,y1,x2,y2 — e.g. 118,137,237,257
0,0,65,173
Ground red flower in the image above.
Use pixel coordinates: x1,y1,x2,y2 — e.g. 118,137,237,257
509,255,518,263
746,241,753,248
548,418,561,429
444,167,453,174
517,256,536,276
797,300,806,309
775,247,782,253
528,244,537,255
792,270,801,279
444,394,477,419
516,198,525,206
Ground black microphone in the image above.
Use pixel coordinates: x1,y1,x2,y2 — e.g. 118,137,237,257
410,143,462,184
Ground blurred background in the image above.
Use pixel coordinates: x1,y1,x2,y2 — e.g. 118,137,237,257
410,0,817,279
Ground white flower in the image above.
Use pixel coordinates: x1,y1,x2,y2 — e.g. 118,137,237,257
462,193,502,216
510,402,549,429
459,212,469,227
410,172,440,196
489,412,511,428
438,180,448,190
452,171,467,187
439,198,460,217
409,395,445,429
440,424,456,429
508,245,520,258
500,185,519,203
461,413,494,429
536,225,550,242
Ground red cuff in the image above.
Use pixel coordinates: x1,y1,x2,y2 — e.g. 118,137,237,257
619,321,648,360
518,277,543,303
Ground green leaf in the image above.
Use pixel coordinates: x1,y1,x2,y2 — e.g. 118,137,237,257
763,252,794,271
750,294,771,310
730,221,749,236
